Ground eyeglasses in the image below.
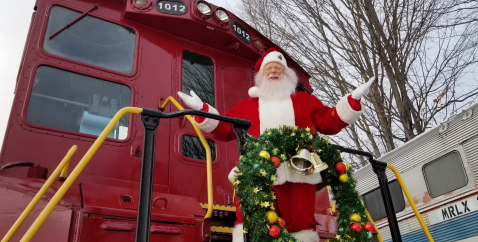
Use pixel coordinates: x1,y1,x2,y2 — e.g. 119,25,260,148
264,67,284,72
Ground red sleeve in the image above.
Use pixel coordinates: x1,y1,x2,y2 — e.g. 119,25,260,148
194,103,209,123
210,103,245,141
308,94,348,135
347,95,362,111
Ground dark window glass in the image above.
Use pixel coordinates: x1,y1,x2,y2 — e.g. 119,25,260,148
251,68,255,87
182,50,214,106
363,180,405,221
423,151,467,198
43,6,136,74
182,135,216,161
296,83,307,92
27,66,131,139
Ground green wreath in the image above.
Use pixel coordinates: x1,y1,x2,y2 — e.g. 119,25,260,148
232,126,374,242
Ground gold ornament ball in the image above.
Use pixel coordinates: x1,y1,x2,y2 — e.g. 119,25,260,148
259,150,271,160
339,174,348,183
343,161,350,170
266,211,278,224
349,213,362,222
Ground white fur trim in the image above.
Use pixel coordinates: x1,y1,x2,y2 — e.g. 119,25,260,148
260,51,288,71
232,223,244,242
292,230,320,242
228,166,239,183
195,104,220,133
273,163,323,186
248,86,259,98
258,96,295,135
335,94,363,124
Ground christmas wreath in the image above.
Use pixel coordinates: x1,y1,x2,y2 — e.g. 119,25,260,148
232,126,374,242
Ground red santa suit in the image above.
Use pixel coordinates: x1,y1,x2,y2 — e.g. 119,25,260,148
193,48,363,242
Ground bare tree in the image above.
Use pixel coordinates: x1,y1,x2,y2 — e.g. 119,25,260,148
235,0,478,168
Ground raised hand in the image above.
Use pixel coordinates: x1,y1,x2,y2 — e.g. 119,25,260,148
177,90,204,110
351,76,376,100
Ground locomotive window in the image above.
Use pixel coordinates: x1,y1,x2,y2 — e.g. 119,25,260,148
181,135,216,161
26,66,131,139
251,68,255,87
295,83,308,92
363,180,405,221
182,50,215,106
423,151,467,198
43,6,136,74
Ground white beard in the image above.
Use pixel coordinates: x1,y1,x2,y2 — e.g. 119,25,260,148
254,68,299,134
255,67,298,101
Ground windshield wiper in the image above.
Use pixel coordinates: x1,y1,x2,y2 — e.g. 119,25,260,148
49,3,99,40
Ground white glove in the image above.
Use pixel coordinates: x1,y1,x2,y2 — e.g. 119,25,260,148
177,90,204,110
351,76,376,100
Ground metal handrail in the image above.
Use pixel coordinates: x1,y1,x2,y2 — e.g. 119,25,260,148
364,207,384,242
19,107,143,242
387,164,434,242
331,199,384,241
8,106,250,242
160,96,214,219
1,146,77,242
333,145,434,242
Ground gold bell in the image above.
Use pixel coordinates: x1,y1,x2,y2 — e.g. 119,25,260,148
288,149,328,176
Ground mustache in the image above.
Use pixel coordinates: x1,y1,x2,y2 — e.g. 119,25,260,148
266,73,283,79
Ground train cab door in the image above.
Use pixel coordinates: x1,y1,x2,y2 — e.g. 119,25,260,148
167,47,234,207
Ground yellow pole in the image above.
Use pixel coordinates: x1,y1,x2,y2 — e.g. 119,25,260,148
20,107,142,242
387,164,434,242
59,161,69,180
1,146,77,242
161,97,214,219
364,208,384,242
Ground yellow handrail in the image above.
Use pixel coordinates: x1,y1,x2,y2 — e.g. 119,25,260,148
161,97,214,219
364,208,384,242
59,160,70,180
331,199,383,241
387,164,434,242
19,107,142,242
1,146,77,242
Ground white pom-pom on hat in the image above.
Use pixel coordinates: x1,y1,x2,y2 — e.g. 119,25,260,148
248,86,259,98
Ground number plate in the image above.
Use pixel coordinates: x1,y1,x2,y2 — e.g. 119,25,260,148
155,0,188,15
232,21,251,44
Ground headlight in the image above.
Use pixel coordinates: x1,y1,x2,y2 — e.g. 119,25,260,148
215,9,229,22
197,2,211,15
135,0,148,6
255,39,263,50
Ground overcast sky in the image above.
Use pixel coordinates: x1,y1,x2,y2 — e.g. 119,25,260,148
0,0,234,148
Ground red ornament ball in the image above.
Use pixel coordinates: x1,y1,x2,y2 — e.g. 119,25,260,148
364,222,375,233
271,156,281,168
269,225,280,238
335,162,346,174
278,218,286,228
350,223,362,232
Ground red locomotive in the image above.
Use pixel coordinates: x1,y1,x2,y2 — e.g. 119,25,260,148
0,0,334,241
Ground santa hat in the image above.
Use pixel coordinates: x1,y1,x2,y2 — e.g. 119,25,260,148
249,47,288,97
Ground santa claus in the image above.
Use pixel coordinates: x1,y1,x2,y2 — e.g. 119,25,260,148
178,48,374,242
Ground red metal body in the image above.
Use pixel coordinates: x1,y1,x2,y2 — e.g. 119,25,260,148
0,0,333,241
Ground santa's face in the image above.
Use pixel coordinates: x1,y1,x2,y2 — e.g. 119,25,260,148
255,62,298,99
263,62,284,81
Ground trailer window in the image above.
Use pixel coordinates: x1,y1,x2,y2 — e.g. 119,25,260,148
423,151,467,198
26,66,131,139
182,135,216,161
182,50,215,106
43,6,136,74
363,180,405,221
